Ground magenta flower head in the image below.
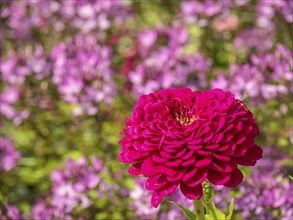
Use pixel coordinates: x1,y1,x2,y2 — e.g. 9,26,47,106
119,88,262,208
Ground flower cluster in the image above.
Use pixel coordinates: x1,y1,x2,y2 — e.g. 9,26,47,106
126,26,210,96
256,0,293,29
211,145,293,219
0,0,56,40
211,45,293,104
0,204,22,220
232,0,292,56
31,156,106,219
236,174,293,219
50,157,105,213
179,0,247,28
0,136,21,172
56,0,130,34
231,0,292,56
129,178,194,220
51,34,116,115
235,146,293,219
31,199,73,220
0,45,51,123
0,87,29,125
234,28,274,54
1,0,130,40
0,156,107,220
119,88,262,207
1,45,51,84
129,179,160,219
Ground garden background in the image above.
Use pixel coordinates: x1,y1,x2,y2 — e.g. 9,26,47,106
0,0,292,219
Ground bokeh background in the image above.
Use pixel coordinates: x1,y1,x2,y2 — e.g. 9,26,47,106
0,0,292,219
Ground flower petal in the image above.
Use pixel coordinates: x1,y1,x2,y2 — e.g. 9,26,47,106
195,157,212,167
128,162,143,176
223,168,243,188
234,145,263,166
180,182,203,200
151,190,163,208
145,174,165,190
207,170,230,185
185,168,208,187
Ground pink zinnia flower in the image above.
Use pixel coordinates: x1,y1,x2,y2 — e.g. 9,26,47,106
119,88,262,208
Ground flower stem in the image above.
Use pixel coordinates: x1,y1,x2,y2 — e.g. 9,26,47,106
194,198,205,220
205,202,218,219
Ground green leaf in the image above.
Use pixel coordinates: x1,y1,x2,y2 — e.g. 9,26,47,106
225,198,234,220
289,175,293,182
169,201,197,220
205,202,225,220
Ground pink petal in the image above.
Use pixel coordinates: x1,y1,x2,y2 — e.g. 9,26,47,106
198,126,211,136
145,175,165,190
181,158,196,166
235,121,243,131
151,191,163,208
158,181,179,196
212,153,230,161
216,118,226,132
203,132,214,143
167,171,185,182
223,134,234,142
182,150,194,160
215,133,224,143
160,166,178,176
236,136,246,144
141,158,161,175
222,123,234,133
152,154,168,163
209,161,237,173
196,150,211,156
224,168,243,188
188,145,204,150
165,159,182,167
118,149,138,163
206,144,220,150
235,145,263,166
188,139,203,145
180,182,203,200
160,150,173,159
207,170,230,185
164,145,182,153
164,140,185,145
176,148,188,157
183,167,197,181
185,168,208,187
195,157,212,167
128,162,143,175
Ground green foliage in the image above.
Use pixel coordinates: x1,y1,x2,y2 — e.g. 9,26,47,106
169,201,197,220
226,199,234,220
205,201,225,220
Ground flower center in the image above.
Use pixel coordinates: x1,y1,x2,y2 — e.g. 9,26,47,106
173,104,197,126
174,112,197,126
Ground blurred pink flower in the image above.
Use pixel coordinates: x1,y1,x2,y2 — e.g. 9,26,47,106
0,136,21,172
